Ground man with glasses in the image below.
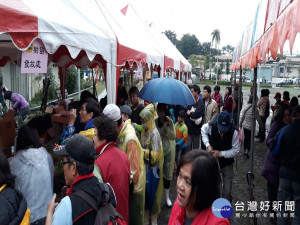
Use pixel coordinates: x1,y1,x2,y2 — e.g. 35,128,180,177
46,134,117,225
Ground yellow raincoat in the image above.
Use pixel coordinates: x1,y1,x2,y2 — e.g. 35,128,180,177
155,116,176,180
139,104,164,219
117,119,146,225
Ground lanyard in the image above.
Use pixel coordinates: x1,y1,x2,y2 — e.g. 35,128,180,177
97,142,113,157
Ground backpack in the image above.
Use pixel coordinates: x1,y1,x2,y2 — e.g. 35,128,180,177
73,183,126,225
265,100,270,118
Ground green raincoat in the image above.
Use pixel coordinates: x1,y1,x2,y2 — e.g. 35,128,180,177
139,104,164,219
155,116,176,180
117,119,146,225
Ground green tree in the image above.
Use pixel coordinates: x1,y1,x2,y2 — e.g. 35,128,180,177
201,42,211,55
66,67,78,94
177,34,201,58
211,29,220,50
222,45,234,55
188,55,200,68
220,61,224,71
164,30,177,46
46,66,57,100
276,53,286,62
226,59,230,75
214,66,222,75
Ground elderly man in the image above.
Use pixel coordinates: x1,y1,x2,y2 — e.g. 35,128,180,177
201,111,239,202
46,134,117,225
103,104,145,225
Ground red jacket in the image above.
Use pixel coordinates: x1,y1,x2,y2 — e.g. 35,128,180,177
95,142,130,224
168,199,230,225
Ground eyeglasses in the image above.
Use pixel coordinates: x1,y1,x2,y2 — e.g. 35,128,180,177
60,160,72,167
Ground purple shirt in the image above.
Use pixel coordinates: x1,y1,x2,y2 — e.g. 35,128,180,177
10,93,29,112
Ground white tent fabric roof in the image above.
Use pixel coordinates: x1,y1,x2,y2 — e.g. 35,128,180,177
148,23,191,73
0,0,118,103
99,0,164,68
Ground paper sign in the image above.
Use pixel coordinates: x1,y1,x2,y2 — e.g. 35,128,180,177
21,39,48,73
136,62,143,78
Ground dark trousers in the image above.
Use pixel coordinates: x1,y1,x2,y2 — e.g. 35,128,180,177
258,116,267,141
175,147,185,166
187,134,200,151
163,178,170,189
233,111,238,126
277,177,300,225
267,182,279,214
243,128,251,151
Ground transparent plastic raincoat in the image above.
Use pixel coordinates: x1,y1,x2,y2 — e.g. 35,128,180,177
9,147,54,223
155,116,176,180
139,104,164,219
117,119,146,225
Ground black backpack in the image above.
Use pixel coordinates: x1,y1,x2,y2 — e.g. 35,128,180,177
73,183,125,225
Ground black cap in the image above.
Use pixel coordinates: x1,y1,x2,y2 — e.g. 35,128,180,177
53,134,96,164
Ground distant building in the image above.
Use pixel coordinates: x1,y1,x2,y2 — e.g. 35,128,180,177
243,56,300,84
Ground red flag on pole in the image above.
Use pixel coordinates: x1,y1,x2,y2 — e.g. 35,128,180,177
121,4,128,16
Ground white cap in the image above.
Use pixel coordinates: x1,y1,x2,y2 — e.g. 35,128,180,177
103,104,121,122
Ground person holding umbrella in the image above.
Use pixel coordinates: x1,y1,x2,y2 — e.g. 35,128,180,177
155,103,176,208
140,104,164,225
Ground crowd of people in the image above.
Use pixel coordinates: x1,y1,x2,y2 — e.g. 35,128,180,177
0,79,299,225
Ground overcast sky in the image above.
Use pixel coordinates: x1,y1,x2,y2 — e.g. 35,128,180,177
129,0,300,55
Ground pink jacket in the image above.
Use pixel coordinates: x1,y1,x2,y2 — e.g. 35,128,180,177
168,199,230,225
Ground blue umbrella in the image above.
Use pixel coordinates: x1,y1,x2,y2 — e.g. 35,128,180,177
138,77,195,108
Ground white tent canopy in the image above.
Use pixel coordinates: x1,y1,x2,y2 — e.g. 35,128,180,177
0,0,118,103
99,0,164,70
